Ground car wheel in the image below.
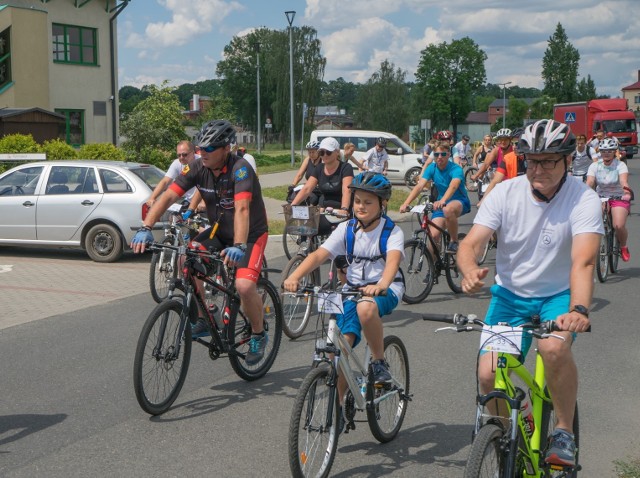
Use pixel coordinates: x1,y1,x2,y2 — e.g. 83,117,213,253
85,223,124,263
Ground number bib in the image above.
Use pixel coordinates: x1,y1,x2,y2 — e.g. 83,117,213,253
480,325,523,355
317,292,344,314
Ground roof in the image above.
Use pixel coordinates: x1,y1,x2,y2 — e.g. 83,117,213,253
622,81,640,91
0,107,65,120
464,111,490,124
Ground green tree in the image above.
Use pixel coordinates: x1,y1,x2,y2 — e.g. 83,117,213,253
504,97,530,129
118,85,151,118
415,37,487,134
542,23,580,103
216,26,325,146
174,79,224,110
120,82,187,157
576,74,597,101
320,78,360,112
353,60,410,137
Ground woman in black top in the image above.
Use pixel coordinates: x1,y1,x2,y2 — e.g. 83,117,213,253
472,134,493,168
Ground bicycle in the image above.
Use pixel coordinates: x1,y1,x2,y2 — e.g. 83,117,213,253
402,200,466,304
477,233,498,266
280,205,347,339
422,312,581,478
149,202,207,303
596,196,620,283
133,242,283,416
288,285,411,478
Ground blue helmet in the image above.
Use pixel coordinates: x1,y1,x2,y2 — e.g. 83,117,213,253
349,172,392,201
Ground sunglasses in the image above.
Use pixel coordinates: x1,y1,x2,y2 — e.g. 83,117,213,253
433,152,448,157
318,149,334,156
198,145,219,153
177,152,190,158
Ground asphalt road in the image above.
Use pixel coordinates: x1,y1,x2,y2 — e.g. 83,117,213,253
2,166,640,477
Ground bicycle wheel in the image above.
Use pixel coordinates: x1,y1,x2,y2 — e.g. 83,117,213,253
477,240,489,266
465,167,479,192
540,399,580,478
367,335,410,443
445,233,466,293
288,366,340,478
133,299,192,415
227,278,283,381
596,229,609,282
402,239,435,304
149,239,179,303
463,424,505,478
281,255,317,339
283,229,301,260
404,166,422,189
609,229,619,273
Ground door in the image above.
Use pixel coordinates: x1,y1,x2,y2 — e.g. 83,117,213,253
0,166,44,240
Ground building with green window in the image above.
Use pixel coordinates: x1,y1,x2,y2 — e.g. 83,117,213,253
0,0,130,146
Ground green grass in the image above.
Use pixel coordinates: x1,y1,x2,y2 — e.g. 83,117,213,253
261,186,411,211
614,457,640,477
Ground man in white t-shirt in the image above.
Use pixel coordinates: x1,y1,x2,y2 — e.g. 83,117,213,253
457,119,603,469
146,140,198,206
362,137,389,174
452,134,471,165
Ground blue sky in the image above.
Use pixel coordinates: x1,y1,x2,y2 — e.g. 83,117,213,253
118,0,640,98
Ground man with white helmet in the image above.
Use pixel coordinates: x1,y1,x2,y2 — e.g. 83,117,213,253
458,119,603,468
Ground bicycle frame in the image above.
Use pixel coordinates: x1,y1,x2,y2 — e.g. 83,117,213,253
413,209,452,265
476,351,551,477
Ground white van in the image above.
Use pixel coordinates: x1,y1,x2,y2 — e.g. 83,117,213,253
310,130,423,187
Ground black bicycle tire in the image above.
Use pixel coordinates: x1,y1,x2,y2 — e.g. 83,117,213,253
281,255,317,339
149,238,178,303
404,166,422,190
366,335,410,443
288,365,339,478
133,299,192,415
540,399,580,478
463,423,505,478
465,167,479,192
402,239,435,304
227,278,283,381
445,233,466,294
596,230,609,282
283,229,300,260
477,240,489,265
609,228,619,273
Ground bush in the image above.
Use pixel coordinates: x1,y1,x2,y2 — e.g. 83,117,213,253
126,146,173,171
255,153,297,167
0,133,39,153
41,139,78,160
78,143,126,161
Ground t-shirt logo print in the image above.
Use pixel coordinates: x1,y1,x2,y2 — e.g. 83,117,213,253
541,231,552,246
235,166,248,181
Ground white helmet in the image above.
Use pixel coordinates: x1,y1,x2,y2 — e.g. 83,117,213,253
495,128,512,139
598,138,619,151
518,120,576,155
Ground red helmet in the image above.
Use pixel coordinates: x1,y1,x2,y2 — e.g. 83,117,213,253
436,130,452,141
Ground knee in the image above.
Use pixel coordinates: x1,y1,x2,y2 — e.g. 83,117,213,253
478,366,494,394
235,278,256,297
356,301,380,325
539,342,572,369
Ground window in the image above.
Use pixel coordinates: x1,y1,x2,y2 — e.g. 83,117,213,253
0,27,12,92
46,166,97,195
0,167,44,196
99,169,133,193
52,24,97,65
634,95,640,104
56,109,85,146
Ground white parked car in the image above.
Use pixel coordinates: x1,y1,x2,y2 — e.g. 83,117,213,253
0,160,166,262
310,130,424,187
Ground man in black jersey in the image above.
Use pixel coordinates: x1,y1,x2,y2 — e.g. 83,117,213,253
131,120,270,365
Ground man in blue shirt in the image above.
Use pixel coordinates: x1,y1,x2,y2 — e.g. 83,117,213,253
400,143,471,253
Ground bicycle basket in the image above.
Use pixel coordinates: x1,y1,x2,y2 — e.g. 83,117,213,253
283,204,320,236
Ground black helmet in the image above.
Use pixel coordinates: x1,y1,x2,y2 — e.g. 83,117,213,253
196,120,236,149
518,119,576,155
376,137,387,147
349,172,392,201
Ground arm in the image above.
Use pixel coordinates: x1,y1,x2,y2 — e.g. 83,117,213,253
478,170,505,205
473,148,497,179
233,197,250,246
457,224,494,294
400,177,429,212
382,159,389,176
472,145,482,166
340,175,353,211
619,172,630,190
291,176,318,205
146,176,171,207
188,189,204,212
434,178,461,209
555,232,600,332
133,188,181,252
291,157,309,186
283,247,332,292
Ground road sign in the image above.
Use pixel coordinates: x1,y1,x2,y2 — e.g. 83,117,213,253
421,119,431,130
564,112,576,123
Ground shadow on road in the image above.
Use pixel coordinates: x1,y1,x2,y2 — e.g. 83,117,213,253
0,413,67,451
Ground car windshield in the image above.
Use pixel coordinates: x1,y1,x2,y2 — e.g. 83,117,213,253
393,137,416,154
602,119,636,133
130,167,164,189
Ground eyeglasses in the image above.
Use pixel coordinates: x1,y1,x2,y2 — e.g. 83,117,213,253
318,149,334,156
525,157,564,170
177,152,190,158
433,152,448,157
198,145,219,153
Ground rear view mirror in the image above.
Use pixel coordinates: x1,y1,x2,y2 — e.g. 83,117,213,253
397,148,403,155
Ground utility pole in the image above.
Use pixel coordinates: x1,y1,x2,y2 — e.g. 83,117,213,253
285,11,296,166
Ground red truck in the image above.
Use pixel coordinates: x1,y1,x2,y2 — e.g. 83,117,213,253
553,99,638,159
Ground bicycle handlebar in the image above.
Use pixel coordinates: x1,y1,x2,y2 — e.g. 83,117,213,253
294,284,387,298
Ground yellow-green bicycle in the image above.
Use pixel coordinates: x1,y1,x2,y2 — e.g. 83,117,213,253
423,313,581,478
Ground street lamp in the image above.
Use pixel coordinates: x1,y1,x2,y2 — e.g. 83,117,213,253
285,10,296,166
254,42,261,154
498,81,512,128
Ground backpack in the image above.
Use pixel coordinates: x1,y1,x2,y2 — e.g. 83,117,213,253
345,214,395,263
572,147,592,161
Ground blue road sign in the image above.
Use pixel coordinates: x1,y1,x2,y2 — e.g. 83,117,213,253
564,112,576,123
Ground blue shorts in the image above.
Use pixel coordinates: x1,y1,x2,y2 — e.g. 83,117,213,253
431,197,471,220
337,290,399,348
483,284,573,359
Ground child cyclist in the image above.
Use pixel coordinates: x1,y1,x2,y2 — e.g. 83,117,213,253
283,172,405,389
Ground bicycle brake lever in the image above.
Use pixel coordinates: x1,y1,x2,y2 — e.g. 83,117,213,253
435,326,458,333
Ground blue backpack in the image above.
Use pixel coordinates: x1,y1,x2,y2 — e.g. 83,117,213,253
345,214,395,263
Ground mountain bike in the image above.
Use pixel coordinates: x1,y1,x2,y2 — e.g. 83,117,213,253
423,312,582,478
133,242,283,415
280,205,346,339
596,196,620,283
149,202,206,303
288,285,411,478
402,201,466,304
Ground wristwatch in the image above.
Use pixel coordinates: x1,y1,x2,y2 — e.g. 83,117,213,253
570,305,589,318
233,243,247,252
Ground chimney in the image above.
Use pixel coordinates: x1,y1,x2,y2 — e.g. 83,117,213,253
637,70,640,82
193,94,200,112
